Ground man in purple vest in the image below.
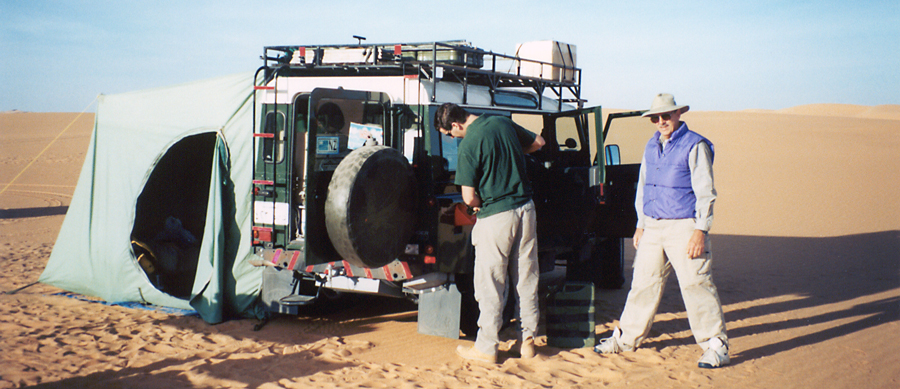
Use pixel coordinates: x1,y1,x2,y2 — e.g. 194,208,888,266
594,93,729,368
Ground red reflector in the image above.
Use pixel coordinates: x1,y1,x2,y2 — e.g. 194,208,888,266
342,260,354,277
424,256,436,264
287,253,300,269
404,74,419,79
598,183,606,205
401,261,412,279
254,86,275,90
253,180,274,185
298,47,306,57
253,133,275,138
271,249,282,265
394,44,401,56
252,226,273,242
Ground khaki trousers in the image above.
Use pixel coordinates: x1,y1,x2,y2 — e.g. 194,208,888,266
471,201,539,355
618,218,727,348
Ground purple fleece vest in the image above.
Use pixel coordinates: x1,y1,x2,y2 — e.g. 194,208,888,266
642,124,714,220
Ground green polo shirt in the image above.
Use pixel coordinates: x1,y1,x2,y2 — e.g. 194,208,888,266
454,115,536,218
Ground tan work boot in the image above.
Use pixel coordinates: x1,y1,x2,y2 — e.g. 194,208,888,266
520,336,536,358
456,345,497,363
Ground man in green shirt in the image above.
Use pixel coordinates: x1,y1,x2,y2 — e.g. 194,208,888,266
435,103,545,363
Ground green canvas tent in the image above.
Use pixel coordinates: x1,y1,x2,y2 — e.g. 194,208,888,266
40,71,264,323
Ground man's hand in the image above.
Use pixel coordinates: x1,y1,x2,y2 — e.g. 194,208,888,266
633,228,644,249
687,230,706,258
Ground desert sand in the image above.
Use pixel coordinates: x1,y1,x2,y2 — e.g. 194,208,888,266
1,106,898,388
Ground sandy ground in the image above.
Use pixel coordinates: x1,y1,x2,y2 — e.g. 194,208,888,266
1,106,898,388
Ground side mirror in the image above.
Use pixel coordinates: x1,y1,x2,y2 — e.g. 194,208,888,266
605,144,620,166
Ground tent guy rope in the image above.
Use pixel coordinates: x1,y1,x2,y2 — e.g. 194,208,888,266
0,95,99,196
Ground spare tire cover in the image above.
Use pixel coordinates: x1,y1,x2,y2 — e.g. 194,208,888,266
325,146,417,268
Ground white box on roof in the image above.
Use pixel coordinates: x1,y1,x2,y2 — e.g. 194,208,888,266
515,41,577,83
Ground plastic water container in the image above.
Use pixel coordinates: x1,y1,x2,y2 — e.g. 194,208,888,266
546,281,596,348
514,41,577,83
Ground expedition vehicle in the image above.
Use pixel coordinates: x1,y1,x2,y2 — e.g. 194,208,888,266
249,40,643,338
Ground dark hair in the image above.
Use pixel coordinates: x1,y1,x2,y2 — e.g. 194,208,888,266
434,103,468,132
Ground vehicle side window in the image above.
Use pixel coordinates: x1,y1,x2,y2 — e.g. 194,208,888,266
510,113,544,137
263,111,286,163
441,134,460,172
555,115,581,151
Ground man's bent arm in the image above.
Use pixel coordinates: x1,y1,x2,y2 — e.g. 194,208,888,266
689,141,716,232
524,135,545,154
461,185,482,209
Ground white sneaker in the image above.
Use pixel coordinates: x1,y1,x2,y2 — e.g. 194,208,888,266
697,337,730,368
593,327,634,354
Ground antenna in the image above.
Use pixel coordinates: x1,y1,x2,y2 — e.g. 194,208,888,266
353,35,366,45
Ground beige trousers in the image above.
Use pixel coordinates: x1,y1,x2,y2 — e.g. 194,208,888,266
618,218,727,348
471,201,539,355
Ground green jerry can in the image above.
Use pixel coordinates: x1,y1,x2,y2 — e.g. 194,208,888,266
546,282,596,348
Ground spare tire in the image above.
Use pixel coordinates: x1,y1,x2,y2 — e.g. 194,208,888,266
325,146,417,268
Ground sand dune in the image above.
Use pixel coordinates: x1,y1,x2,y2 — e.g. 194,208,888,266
776,103,900,120
1,107,897,388
737,104,900,121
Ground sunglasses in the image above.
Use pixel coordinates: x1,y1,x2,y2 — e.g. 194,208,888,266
649,113,672,123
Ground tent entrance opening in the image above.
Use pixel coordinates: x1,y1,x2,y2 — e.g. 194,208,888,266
130,132,217,298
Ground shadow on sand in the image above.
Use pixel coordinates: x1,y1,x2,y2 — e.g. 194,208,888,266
597,231,899,364
0,206,68,219
32,232,898,386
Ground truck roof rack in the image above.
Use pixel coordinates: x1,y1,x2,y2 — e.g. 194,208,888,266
260,40,584,110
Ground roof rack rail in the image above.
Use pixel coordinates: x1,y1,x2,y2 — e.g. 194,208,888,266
260,40,585,110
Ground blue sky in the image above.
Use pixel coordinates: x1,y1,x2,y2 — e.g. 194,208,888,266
2,0,898,112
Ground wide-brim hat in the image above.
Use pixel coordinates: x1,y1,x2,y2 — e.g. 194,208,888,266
642,93,690,117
